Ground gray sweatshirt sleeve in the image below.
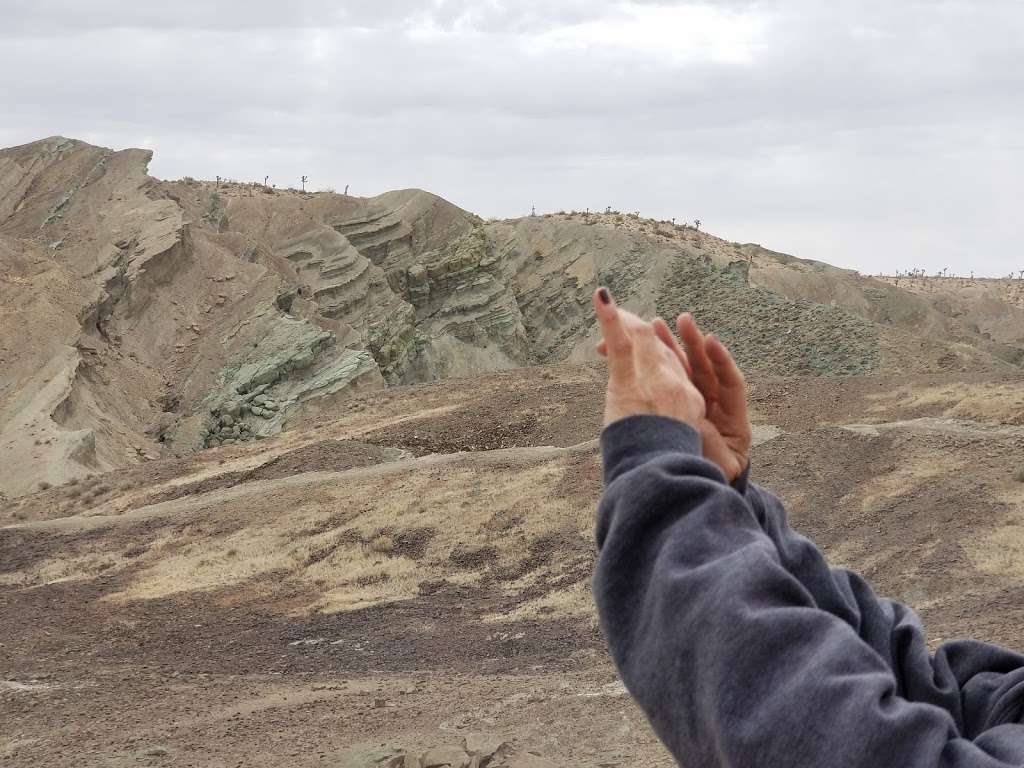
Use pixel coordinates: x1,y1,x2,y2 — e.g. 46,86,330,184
593,414,1024,768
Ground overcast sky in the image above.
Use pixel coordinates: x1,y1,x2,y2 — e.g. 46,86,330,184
2,0,1022,276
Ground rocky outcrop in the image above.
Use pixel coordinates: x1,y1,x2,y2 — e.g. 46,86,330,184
277,224,417,382
198,313,380,448
0,138,390,494
269,196,530,384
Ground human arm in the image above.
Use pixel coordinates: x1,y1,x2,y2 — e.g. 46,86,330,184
595,415,1024,767
589,288,1024,766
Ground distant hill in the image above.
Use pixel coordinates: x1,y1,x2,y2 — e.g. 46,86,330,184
1,136,1022,496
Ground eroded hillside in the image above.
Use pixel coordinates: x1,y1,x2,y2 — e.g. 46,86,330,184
3,137,1022,499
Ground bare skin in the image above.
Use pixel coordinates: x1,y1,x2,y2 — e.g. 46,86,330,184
593,288,752,483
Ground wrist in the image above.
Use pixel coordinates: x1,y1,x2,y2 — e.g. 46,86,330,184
730,460,751,493
600,414,703,485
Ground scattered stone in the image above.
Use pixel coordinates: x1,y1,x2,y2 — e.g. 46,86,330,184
420,746,471,768
463,734,507,762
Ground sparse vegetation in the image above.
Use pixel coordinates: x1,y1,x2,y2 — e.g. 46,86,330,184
354,572,391,587
366,534,395,555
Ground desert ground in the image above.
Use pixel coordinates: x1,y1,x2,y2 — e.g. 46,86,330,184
2,137,1024,767
5,364,1024,766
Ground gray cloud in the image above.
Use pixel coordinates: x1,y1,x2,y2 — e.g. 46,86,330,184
1,0,1022,275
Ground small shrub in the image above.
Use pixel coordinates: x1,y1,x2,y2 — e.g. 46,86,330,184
354,572,390,587
38,481,51,491
366,535,395,555
1015,467,1024,483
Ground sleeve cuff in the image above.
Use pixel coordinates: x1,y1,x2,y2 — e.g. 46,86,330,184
731,461,751,495
600,415,703,486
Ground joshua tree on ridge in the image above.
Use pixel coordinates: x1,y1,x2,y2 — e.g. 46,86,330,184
301,175,308,192
694,219,701,231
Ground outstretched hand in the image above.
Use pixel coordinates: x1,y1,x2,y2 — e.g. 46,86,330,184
595,290,751,482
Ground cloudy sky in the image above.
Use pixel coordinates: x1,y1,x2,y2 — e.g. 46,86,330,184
2,0,1022,276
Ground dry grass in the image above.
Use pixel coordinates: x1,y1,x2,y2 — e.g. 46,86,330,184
866,382,1024,424
854,449,964,517
969,522,1024,577
7,447,600,618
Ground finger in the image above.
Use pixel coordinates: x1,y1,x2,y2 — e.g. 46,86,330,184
593,288,634,382
705,334,747,414
651,318,693,379
596,339,607,356
676,313,717,398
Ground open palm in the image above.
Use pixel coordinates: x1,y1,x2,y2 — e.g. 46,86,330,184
668,314,751,482
598,312,751,482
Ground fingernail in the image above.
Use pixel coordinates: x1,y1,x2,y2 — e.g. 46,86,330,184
598,287,611,305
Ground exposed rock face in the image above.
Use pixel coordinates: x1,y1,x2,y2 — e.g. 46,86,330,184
0,138,388,494
1,137,1021,497
270,203,530,384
